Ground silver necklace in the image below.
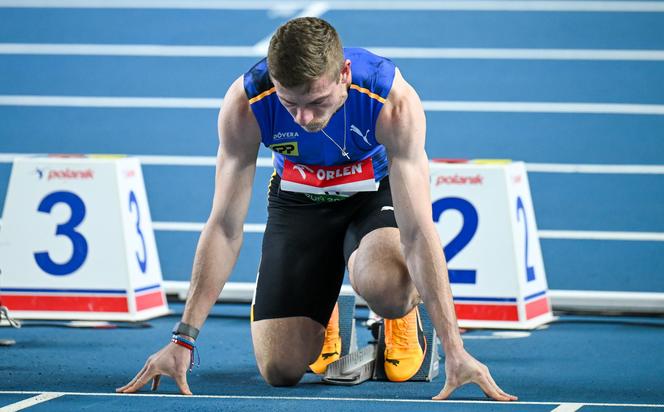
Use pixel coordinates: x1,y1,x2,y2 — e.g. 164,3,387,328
320,103,350,160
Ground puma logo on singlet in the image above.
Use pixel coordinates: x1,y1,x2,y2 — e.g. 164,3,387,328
350,125,371,145
385,358,400,366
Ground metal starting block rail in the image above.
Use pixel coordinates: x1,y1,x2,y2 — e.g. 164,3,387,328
323,294,440,385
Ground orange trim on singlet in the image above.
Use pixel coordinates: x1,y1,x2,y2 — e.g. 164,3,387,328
350,84,387,104
249,87,276,104
252,85,385,104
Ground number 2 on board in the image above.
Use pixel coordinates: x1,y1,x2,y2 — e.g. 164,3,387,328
432,197,479,284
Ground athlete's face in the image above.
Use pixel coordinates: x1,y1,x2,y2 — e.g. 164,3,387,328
273,60,351,133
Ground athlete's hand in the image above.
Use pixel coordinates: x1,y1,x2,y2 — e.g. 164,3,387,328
433,349,517,401
116,342,193,395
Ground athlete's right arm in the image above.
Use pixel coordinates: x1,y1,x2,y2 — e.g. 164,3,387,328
116,76,261,395
180,75,261,344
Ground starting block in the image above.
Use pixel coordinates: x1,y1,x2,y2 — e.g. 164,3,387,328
323,294,440,385
337,293,358,356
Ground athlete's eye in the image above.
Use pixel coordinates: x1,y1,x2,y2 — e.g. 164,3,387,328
280,99,296,108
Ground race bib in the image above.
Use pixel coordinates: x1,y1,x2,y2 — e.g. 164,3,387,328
281,158,378,195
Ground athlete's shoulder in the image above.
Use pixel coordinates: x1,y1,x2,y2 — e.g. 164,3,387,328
375,67,426,150
345,47,396,100
243,58,275,101
219,76,261,144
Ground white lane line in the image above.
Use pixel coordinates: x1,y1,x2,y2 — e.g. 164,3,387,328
149,222,664,242
539,230,664,242
3,95,664,116
1,154,663,176
526,163,664,174
550,290,664,313
370,47,664,61
151,222,266,233
0,95,222,108
0,393,64,412
1,391,664,408
139,155,217,166
422,101,664,115
243,224,268,233
3,44,664,61
332,1,664,12
2,0,664,12
253,2,330,53
552,403,585,412
256,157,273,167
2,210,661,242
138,155,276,167
463,331,532,339
0,43,263,57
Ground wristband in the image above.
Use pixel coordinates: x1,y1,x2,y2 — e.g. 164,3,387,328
172,321,200,340
171,335,200,371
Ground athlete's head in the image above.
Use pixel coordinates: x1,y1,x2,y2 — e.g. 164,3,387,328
268,17,351,133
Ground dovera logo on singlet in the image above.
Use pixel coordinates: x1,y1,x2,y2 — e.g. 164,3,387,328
281,158,378,194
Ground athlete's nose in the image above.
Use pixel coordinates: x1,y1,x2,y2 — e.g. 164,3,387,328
294,107,315,127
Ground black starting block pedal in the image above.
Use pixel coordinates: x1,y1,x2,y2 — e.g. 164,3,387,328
323,302,440,385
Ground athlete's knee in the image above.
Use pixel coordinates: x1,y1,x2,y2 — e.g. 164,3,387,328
257,359,305,387
369,291,418,319
354,267,418,318
251,318,324,386
351,251,410,290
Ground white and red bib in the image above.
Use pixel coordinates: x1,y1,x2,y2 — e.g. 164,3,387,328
281,158,378,195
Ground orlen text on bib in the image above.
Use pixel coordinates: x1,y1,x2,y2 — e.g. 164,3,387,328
281,158,378,195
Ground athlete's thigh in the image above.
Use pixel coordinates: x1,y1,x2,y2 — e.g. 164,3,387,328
252,177,348,328
343,176,400,270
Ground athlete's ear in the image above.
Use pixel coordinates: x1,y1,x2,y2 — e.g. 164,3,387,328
340,59,351,83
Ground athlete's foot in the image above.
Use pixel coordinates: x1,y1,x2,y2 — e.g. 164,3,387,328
384,306,426,382
309,303,341,374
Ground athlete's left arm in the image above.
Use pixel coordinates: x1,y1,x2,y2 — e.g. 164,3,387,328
376,68,517,402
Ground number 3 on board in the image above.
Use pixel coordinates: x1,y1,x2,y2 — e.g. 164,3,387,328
34,191,88,276
33,190,148,276
129,190,148,273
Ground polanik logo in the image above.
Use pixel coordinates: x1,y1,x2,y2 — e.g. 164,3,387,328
35,168,95,180
435,174,483,186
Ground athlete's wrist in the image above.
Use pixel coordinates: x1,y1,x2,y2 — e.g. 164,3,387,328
172,321,200,340
170,334,200,371
177,334,195,343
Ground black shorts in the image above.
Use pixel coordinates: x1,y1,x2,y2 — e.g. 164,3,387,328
252,173,398,327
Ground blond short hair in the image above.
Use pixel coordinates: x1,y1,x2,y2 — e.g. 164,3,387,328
267,17,344,89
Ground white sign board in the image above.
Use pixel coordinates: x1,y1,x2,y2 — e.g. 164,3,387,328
0,155,169,321
430,160,553,329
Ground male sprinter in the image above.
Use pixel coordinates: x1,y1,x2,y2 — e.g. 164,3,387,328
118,17,517,401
